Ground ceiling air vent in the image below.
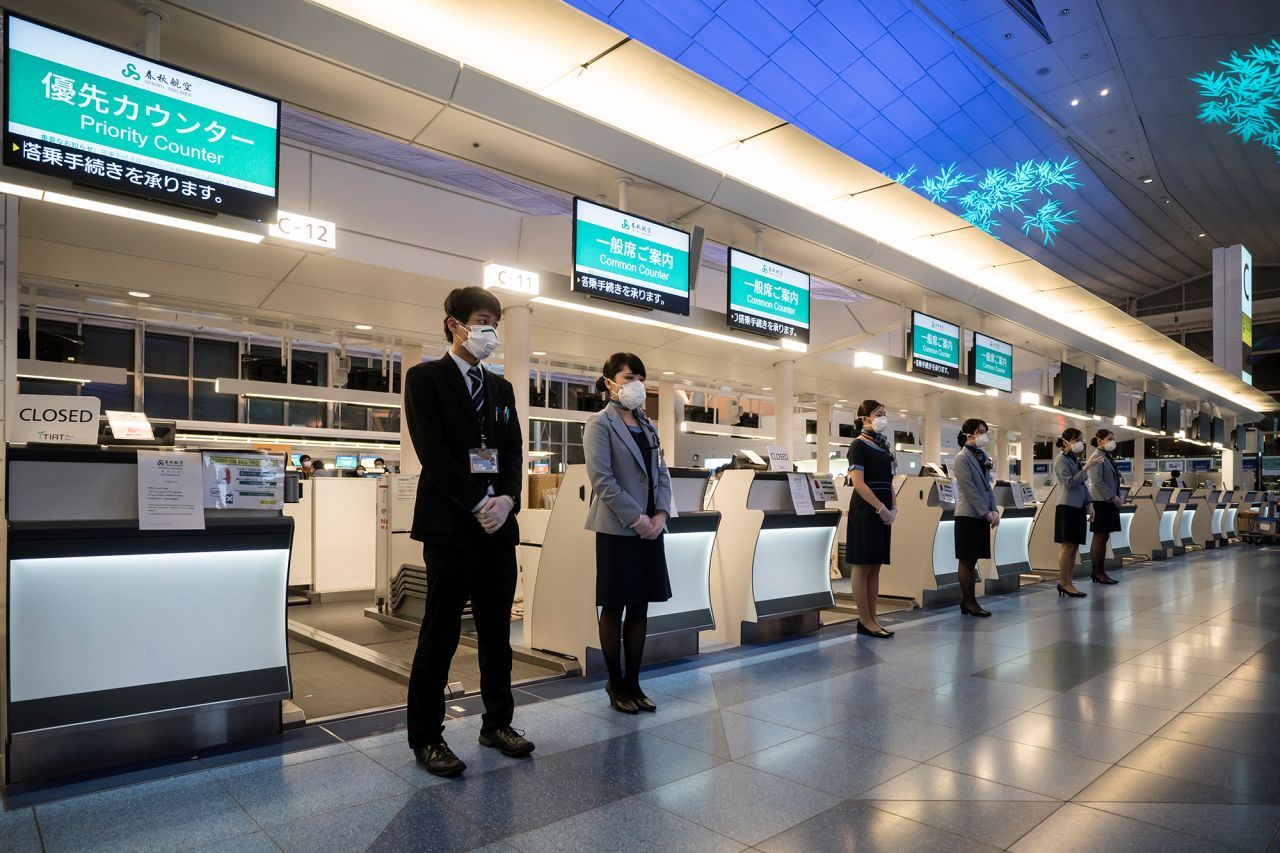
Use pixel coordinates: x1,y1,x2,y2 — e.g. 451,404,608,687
1003,0,1052,44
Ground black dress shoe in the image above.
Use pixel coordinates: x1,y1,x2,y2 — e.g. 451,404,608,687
856,620,892,638
959,603,992,617
629,688,657,713
414,742,466,778
478,725,535,757
605,681,639,714
1057,583,1087,598
1090,575,1119,585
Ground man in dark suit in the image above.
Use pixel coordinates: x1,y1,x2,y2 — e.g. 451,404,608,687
404,286,534,777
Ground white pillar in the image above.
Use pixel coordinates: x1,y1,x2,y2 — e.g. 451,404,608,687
923,391,941,465
1020,409,1036,485
658,379,677,466
503,304,532,508
773,360,795,459
1131,430,1146,486
816,401,832,474
1223,415,1242,489
996,427,1010,482
399,345,424,475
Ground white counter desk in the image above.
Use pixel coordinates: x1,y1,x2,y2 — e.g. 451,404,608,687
880,476,986,607
527,465,721,671
986,481,1037,595
705,470,838,645
1151,487,1181,559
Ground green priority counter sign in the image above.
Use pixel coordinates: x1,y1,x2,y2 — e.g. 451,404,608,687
726,248,810,343
4,13,279,221
909,310,960,380
572,197,691,315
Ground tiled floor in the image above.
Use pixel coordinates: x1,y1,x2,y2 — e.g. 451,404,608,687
7,546,1280,851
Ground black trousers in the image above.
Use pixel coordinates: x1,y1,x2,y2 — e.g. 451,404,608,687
406,538,517,748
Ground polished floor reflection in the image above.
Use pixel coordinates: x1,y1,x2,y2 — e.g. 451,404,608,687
6,547,1280,852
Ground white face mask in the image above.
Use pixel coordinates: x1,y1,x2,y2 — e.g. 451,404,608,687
613,379,647,410
1103,440,1117,452
869,416,889,433
458,322,500,360
973,433,989,448
1071,441,1085,454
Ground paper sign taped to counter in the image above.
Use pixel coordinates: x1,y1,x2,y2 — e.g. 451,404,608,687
137,450,205,530
203,452,284,510
106,410,154,441
787,473,815,515
766,445,792,471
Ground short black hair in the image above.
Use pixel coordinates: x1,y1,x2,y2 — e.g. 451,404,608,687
1055,428,1083,449
312,459,325,469
596,352,647,393
958,418,988,446
443,287,503,342
374,458,385,466
299,454,311,462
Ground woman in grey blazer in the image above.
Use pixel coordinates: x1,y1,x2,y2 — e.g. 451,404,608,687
583,352,672,715
1053,428,1103,598
953,418,997,618
1087,428,1123,585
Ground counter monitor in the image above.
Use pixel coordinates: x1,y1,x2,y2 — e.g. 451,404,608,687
1088,375,1116,418
334,455,357,470
726,248,810,343
572,197,691,315
1055,362,1087,411
909,310,961,381
4,12,280,221
1140,393,1162,430
969,332,1013,392
1163,400,1181,434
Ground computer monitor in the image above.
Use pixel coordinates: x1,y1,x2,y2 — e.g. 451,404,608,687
334,455,358,470
1054,363,1087,411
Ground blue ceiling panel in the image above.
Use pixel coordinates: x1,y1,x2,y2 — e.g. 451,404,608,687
694,17,770,77
717,0,792,54
772,38,838,94
611,0,693,57
860,0,910,28
562,0,625,17
755,0,816,30
937,111,989,152
677,42,748,92
840,57,901,110
814,0,886,52
860,114,916,159
863,33,926,87
994,125,1042,162
881,96,936,142
960,91,1017,137
818,79,878,128
917,128,970,168
839,133,894,174
646,0,717,35
887,12,954,69
793,13,860,73
904,76,960,123
748,63,815,116
795,100,858,148
738,84,795,123
925,53,986,106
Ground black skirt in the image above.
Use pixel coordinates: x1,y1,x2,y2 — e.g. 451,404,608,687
595,532,672,607
1091,500,1122,534
846,509,892,565
954,515,992,561
1054,504,1088,545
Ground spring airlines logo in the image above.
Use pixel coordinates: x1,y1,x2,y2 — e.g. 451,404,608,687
120,60,197,99
619,217,653,237
122,63,141,81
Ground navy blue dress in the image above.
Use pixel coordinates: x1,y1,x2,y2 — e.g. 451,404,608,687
846,438,893,565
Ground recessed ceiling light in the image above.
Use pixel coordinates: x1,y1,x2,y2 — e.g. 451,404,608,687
1036,67,1051,77
761,386,773,391
1099,88,1110,96
127,290,151,298
1002,32,1014,40
1141,176,1153,183
354,324,373,330
662,371,675,375
532,350,547,356
1059,7,1071,15
1198,232,1207,238
899,409,908,414
1163,197,1171,204
1070,98,1080,106
838,399,848,403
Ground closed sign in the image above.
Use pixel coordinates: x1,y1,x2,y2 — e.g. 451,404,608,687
14,395,100,444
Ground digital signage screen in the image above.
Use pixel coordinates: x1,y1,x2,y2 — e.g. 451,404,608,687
1088,376,1116,418
3,13,280,221
1054,363,1087,412
968,333,1012,392
908,311,960,381
1141,393,1162,430
1163,400,1182,435
334,455,357,470
1212,417,1225,446
1196,412,1212,442
572,197,691,315
726,248,810,343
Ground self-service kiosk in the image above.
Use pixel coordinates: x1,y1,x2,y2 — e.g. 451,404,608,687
1125,484,1160,560
706,470,840,644
987,481,1037,594
527,466,722,670
1207,489,1231,548
1178,487,1211,551
881,476,984,606
1152,487,1180,559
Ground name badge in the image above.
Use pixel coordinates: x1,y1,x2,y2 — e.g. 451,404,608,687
470,447,499,474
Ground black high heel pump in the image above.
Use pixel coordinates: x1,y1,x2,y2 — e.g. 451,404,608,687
1057,583,1087,598
856,620,892,639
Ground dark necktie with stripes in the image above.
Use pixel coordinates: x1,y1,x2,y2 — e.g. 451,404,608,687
467,365,485,416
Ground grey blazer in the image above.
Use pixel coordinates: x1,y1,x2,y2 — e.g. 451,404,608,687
954,446,997,518
583,405,673,536
1088,451,1122,502
1054,451,1090,508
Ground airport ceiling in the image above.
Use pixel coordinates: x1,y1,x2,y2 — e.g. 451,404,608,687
565,0,1280,302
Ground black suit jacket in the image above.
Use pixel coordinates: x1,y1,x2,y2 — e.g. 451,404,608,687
404,356,522,547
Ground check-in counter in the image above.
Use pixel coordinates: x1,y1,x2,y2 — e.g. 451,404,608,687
1152,487,1181,559
1207,489,1229,548
527,465,721,670
1126,484,1160,560
706,470,838,645
1079,485,1138,571
1224,490,1249,540
881,476,970,606
1178,487,1212,550
1028,482,1068,575
987,481,1037,594
4,446,292,784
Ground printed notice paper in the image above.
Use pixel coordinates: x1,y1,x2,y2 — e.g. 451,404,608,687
137,450,205,530
787,473,816,516
203,452,283,509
